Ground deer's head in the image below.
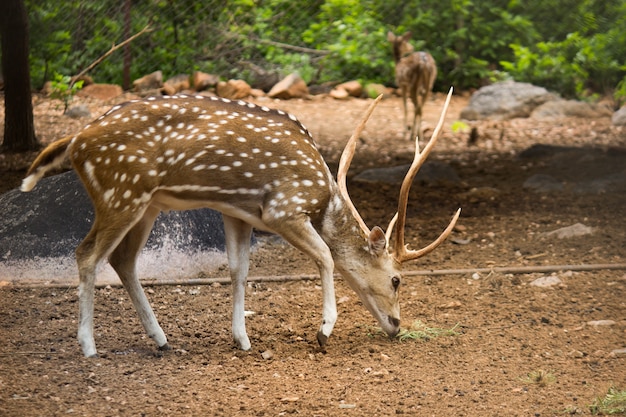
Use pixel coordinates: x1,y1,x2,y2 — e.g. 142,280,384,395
387,31,415,61
335,90,460,337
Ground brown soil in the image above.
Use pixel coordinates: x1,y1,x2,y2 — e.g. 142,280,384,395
1,93,625,416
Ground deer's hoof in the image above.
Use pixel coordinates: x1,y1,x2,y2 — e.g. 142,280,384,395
158,343,172,351
316,331,328,347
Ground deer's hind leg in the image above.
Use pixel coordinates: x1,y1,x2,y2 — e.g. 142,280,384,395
108,205,170,352
75,208,150,357
401,88,411,140
409,88,423,142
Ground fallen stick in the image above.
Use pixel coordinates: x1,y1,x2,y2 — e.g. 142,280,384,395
4,263,626,289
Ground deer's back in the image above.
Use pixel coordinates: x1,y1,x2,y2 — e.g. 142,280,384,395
395,52,437,92
67,95,335,226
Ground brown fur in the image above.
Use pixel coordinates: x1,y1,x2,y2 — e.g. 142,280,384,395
25,135,73,176
387,31,437,140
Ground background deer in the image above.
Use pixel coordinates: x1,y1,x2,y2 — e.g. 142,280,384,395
21,91,459,358
388,31,438,141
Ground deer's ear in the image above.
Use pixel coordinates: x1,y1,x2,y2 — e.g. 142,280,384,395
368,226,387,257
387,31,395,42
402,31,412,40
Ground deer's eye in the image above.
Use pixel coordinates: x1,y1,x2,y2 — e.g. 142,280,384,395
391,276,401,290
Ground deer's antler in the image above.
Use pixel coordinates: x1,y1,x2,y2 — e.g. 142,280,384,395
390,87,461,263
337,95,384,236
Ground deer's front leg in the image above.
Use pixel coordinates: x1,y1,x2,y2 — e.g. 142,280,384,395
223,215,253,351
267,215,337,348
315,257,337,348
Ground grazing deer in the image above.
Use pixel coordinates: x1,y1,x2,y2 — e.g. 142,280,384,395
21,90,459,358
388,31,437,141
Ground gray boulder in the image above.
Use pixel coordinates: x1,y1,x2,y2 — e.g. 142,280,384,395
460,81,557,120
0,171,243,261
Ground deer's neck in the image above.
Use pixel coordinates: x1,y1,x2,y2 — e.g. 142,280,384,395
319,190,369,265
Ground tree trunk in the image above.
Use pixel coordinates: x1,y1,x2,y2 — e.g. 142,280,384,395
0,0,39,152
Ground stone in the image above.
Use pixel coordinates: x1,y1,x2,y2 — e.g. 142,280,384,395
0,171,249,261
530,275,562,287
268,73,309,99
77,83,123,101
587,320,616,327
133,70,163,92
353,161,459,186
460,81,557,120
162,74,191,95
329,88,350,100
65,104,91,119
335,80,363,97
192,71,219,91
531,99,612,119
543,223,594,239
216,79,252,100
612,106,626,126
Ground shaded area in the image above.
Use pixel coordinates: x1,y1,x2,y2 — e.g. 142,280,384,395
0,171,234,260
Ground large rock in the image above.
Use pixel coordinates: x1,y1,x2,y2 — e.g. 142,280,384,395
460,81,557,120
268,73,309,99
0,171,243,261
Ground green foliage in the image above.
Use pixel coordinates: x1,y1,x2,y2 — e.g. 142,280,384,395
49,74,84,112
302,0,390,84
590,386,626,415
25,0,626,100
451,120,470,134
501,1,626,98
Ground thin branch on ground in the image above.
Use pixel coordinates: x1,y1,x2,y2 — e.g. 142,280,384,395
5,263,626,289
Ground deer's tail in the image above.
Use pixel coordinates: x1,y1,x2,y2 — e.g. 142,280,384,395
21,135,74,192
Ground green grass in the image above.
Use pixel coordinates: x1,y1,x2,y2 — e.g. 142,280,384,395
366,320,460,342
590,386,626,415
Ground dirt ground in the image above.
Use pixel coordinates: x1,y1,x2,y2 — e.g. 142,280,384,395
0,92,625,416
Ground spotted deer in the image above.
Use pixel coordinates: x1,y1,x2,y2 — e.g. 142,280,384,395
21,90,459,358
388,31,438,141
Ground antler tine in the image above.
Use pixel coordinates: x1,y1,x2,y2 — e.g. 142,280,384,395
337,94,384,235
393,87,460,263
385,212,398,245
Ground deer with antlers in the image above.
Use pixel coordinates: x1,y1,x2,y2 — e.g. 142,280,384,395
21,89,459,358
388,31,438,141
